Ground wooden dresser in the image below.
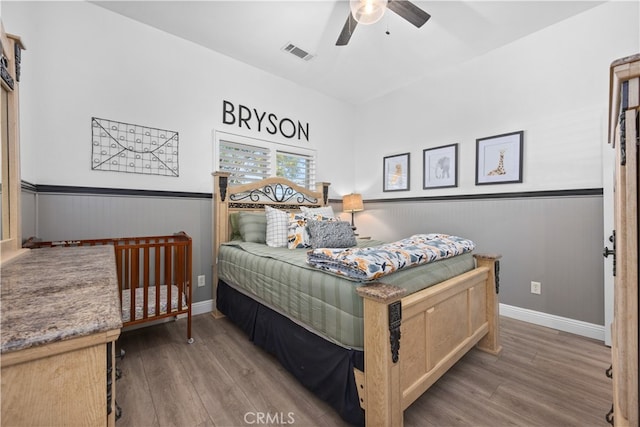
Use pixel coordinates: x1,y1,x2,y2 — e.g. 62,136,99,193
1,245,122,426
607,53,639,427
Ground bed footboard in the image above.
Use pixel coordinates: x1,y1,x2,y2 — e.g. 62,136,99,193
354,254,501,426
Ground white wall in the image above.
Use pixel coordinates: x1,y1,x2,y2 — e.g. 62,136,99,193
7,1,638,199
353,1,639,198
4,1,355,198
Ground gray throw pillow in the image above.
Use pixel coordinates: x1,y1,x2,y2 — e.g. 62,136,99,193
307,220,356,248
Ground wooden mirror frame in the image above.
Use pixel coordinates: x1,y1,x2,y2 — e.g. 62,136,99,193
0,21,26,264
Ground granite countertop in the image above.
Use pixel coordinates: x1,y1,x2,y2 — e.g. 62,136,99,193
1,245,123,354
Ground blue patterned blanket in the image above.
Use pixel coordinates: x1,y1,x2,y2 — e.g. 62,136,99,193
306,234,475,281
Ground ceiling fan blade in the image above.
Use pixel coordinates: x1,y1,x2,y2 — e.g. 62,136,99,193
336,13,358,46
387,0,431,28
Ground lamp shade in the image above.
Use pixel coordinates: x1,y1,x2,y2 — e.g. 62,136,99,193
349,0,387,25
343,193,364,213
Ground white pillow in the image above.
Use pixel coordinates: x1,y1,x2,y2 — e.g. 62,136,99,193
265,206,289,248
300,205,335,218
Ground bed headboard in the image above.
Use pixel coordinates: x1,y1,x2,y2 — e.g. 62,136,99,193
212,171,330,246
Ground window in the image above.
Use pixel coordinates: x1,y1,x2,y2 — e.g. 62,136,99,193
215,132,316,188
276,151,315,188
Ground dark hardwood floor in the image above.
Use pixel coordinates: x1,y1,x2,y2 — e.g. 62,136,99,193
115,314,612,427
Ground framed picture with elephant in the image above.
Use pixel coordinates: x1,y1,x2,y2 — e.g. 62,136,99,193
423,143,458,189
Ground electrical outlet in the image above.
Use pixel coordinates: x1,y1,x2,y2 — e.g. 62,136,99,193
531,281,541,295
197,275,205,287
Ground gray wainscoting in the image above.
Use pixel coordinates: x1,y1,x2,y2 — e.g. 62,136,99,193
22,186,604,326
343,194,604,326
20,188,213,304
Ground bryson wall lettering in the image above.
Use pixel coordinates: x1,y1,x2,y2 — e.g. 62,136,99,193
222,100,310,142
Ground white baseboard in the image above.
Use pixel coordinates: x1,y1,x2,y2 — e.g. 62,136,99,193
192,299,214,316
500,303,605,342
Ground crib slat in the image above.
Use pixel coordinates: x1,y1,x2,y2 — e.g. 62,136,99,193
131,247,139,322
165,242,172,316
115,246,124,310
123,247,130,292
177,243,185,311
143,243,150,320
154,241,160,318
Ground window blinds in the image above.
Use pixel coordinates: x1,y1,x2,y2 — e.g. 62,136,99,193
218,138,316,189
219,140,270,185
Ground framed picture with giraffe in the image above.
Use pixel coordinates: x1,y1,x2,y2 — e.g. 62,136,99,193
423,143,458,189
475,130,523,185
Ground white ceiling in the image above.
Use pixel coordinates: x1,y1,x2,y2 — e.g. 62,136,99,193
92,0,604,105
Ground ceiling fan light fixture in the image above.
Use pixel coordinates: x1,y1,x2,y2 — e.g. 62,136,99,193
349,0,387,25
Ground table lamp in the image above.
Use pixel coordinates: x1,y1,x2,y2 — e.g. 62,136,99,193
342,193,364,228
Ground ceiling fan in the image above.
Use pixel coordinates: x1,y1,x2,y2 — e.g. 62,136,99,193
336,0,431,46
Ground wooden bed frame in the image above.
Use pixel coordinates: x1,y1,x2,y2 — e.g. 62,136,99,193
212,172,501,426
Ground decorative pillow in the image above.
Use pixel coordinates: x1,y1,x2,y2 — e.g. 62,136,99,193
237,212,267,243
307,220,356,248
287,213,311,249
229,212,242,241
287,213,335,249
300,205,335,218
265,206,289,248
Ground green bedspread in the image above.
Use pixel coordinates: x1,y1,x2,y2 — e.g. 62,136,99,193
217,239,475,350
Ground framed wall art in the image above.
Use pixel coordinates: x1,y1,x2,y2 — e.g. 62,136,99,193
383,152,410,192
423,143,458,189
91,117,179,177
475,131,523,185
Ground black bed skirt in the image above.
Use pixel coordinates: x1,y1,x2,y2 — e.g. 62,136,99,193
217,279,365,426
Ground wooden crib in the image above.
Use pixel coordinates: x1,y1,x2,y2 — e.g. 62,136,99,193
25,232,194,343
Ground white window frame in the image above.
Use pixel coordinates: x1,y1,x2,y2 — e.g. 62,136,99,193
213,131,316,188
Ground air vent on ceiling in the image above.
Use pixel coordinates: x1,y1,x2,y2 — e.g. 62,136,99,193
282,43,315,61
